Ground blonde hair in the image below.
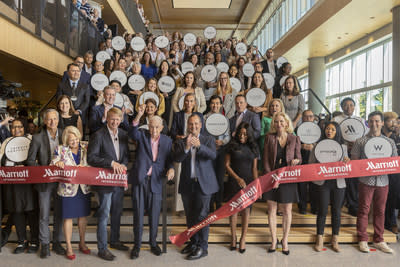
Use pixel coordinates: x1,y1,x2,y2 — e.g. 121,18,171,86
62,126,82,145
215,72,233,96
266,98,285,118
107,107,123,119
269,112,294,134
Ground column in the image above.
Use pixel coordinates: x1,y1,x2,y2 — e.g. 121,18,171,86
308,57,326,115
392,6,400,114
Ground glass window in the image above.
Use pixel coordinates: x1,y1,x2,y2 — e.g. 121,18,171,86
369,88,383,112
352,53,366,90
329,64,340,95
384,42,392,82
367,45,383,86
341,60,352,93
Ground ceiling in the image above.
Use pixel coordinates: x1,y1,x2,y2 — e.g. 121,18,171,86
140,0,271,40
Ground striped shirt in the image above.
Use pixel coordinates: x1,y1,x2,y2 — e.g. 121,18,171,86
351,134,397,187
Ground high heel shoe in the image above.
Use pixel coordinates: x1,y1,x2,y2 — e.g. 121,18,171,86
230,236,237,251
66,253,76,260
268,240,279,253
239,238,246,253
281,240,290,256
79,245,91,255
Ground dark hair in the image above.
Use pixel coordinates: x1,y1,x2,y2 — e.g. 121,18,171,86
340,97,355,108
250,71,267,91
368,111,384,121
283,75,300,96
278,62,291,76
209,95,222,105
67,63,80,71
321,121,343,144
141,51,152,64
104,59,113,71
235,94,246,102
73,55,83,61
227,122,259,157
109,80,121,87
182,71,197,89
156,60,172,78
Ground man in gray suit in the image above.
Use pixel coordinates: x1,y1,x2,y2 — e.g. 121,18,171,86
26,109,65,258
229,95,261,139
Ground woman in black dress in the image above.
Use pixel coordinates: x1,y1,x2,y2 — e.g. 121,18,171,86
57,95,83,137
263,112,301,255
225,122,259,253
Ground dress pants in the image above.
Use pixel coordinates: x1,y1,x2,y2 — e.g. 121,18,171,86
211,148,225,209
181,181,212,251
37,183,63,245
132,177,162,248
297,182,318,213
14,210,39,243
345,178,359,215
357,182,388,243
97,187,124,251
315,180,345,235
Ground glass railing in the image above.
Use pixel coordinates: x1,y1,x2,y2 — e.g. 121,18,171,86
118,0,147,35
0,0,104,58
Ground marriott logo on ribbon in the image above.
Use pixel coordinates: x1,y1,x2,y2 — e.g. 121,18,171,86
366,159,399,171
0,169,29,178
43,168,77,178
95,171,127,181
229,185,258,211
271,169,301,182
318,164,352,175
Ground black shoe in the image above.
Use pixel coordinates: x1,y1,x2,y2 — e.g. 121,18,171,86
27,242,39,254
299,209,306,215
282,249,290,255
150,245,162,256
1,230,9,247
98,249,115,261
268,240,279,253
186,247,207,260
40,243,50,259
14,241,28,254
52,242,66,255
239,248,246,254
181,243,197,254
130,246,140,259
110,242,129,251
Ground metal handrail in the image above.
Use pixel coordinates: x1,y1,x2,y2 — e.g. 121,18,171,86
301,88,332,117
37,93,57,126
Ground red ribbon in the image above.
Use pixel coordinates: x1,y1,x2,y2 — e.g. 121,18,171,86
0,166,128,188
169,156,400,246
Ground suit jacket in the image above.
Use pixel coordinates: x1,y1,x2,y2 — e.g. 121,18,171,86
88,104,129,135
128,124,173,193
56,79,90,113
0,124,11,143
87,126,129,192
261,59,278,76
170,111,204,140
62,70,91,84
173,134,218,195
263,133,302,173
229,110,261,139
26,128,63,192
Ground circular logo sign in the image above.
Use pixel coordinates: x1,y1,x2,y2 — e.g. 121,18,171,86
235,42,247,56
246,88,266,107
139,92,160,107
216,62,229,73
243,63,255,77
201,65,217,82
91,73,109,91
205,113,229,136
114,93,124,108
297,122,321,144
230,77,241,92
204,26,217,39
158,76,175,93
183,33,196,46
128,74,146,90
109,71,127,87
96,51,110,63
130,36,146,51
112,36,126,51
276,56,288,68
364,137,393,159
181,61,194,74
340,118,366,143
314,139,344,163
5,136,31,163
263,73,275,89
280,75,288,86
178,95,185,110
155,36,169,48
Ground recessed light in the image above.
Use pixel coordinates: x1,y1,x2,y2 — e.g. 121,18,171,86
337,37,342,39
370,16,375,19
345,33,349,35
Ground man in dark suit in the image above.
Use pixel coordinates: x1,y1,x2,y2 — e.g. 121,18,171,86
0,116,12,143
229,95,261,139
89,86,129,134
260,48,278,78
56,63,90,126
87,107,130,261
173,114,219,260
61,56,91,84
26,109,65,258
83,50,95,76
129,105,175,259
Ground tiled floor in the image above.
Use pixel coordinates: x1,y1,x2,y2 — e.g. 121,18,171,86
1,241,399,267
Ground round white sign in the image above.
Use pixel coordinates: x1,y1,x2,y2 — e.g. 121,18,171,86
364,137,393,159
276,56,288,68
216,62,229,73
158,76,175,93
280,75,288,86
178,95,185,110
235,42,247,56
243,63,255,77
5,136,31,163
246,88,266,107
314,139,344,163
263,73,275,89
230,77,241,92
204,26,217,39
183,33,196,46
297,122,321,144
96,51,110,63
130,36,146,51
201,65,217,82
139,91,160,107
204,87,216,101
109,70,127,87
114,93,124,108
128,74,146,90
91,73,109,91
181,62,194,74
155,36,169,48
340,118,366,143
112,36,126,51
205,113,229,136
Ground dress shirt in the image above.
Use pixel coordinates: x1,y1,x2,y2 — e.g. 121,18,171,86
147,136,160,176
47,129,59,157
107,125,120,162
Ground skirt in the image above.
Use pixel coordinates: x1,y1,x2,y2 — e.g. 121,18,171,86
264,183,299,204
61,187,91,219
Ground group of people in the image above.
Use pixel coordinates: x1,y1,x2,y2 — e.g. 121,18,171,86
1,29,399,262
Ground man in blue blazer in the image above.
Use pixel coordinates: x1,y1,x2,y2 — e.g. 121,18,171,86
89,86,129,135
229,95,261,139
87,107,130,261
173,114,218,260
129,104,175,259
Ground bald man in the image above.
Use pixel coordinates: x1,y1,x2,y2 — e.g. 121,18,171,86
129,105,175,259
